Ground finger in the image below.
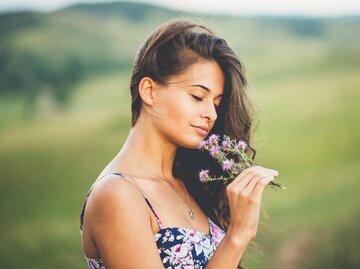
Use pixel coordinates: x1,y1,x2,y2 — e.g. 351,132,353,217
228,166,277,191
251,166,278,175
247,166,278,178
241,174,263,197
227,166,255,190
251,176,275,201
241,171,274,197
230,169,257,193
232,168,272,194
237,165,263,179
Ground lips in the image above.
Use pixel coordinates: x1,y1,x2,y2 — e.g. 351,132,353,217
194,126,209,132
191,125,209,136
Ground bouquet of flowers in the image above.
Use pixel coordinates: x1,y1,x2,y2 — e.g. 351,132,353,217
197,134,286,190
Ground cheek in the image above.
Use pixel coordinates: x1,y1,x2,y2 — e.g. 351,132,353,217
166,96,197,124
156,95,205,148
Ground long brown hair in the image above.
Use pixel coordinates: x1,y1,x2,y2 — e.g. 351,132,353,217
129,17,258,269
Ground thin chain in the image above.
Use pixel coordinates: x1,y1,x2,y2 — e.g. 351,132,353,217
122,143,195,220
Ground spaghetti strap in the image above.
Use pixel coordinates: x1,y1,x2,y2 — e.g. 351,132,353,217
110,172,163,229
80,171,163,230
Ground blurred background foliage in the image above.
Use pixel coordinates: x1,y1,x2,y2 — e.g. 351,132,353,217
0,1,359,268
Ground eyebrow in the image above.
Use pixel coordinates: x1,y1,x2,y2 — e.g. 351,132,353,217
190,84,223,97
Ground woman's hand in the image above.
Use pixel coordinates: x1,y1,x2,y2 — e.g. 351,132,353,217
225,165,279,244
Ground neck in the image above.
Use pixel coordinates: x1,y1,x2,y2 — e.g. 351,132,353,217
116,121,179,185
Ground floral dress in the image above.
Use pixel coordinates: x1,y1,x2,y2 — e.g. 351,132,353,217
80,172,226,269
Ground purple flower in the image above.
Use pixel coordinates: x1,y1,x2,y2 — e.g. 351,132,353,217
221,140,229,148
221,159,234,171
195,133,284,189
236,140,248,151
221,140,233,151
199,169,209,182
208,134,220,145
209,145,221,157
197,140,208,150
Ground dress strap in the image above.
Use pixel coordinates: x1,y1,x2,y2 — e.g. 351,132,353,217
99,172,163,229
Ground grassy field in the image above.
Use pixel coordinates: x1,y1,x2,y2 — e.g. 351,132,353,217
1,53,359,269
0,5,359,269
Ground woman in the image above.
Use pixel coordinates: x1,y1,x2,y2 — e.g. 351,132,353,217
80,18,279,269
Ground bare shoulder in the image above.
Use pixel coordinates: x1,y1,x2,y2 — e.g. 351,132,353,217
85,174,151,232
85,174,164,268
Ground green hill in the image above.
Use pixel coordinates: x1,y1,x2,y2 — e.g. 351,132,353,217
1,1,359,109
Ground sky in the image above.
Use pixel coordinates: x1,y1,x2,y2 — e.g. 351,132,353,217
0,0,359,17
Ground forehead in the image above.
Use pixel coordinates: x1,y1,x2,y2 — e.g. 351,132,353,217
168,60,225,95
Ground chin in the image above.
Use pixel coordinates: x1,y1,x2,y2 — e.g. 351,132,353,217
178,136,205,150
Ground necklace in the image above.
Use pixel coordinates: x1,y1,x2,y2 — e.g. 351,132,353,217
122,143,195,220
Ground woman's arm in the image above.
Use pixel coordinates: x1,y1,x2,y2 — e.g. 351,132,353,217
85,175,165,269
206,165,279,268
204,227,251,268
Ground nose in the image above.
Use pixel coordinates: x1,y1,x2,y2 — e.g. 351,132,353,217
201,104,218,122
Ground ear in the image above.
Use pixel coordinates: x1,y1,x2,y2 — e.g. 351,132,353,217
138,76,159,106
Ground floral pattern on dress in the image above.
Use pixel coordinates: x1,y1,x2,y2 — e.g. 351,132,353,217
154,218,226,269
86,257,105,269
82,218,225,269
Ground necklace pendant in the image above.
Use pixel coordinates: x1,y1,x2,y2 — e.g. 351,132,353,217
189,209,195,219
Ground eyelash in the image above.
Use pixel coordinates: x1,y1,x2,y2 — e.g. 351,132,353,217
191,95,203,101
191,95,220,110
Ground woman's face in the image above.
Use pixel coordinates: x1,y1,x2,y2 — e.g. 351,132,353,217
151,59,225,149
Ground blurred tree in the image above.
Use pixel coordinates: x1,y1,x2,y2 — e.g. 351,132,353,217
0,47,84,117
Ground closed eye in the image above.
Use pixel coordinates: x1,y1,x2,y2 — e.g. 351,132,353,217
191,95,220,110
191,95,203,101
